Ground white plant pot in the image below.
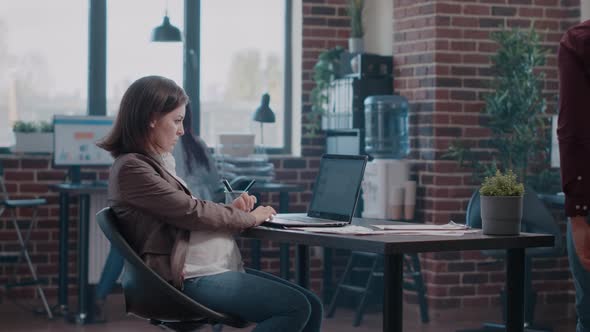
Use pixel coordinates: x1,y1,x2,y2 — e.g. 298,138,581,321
13,132,54,153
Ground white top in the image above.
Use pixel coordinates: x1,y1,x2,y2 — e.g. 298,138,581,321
160,151,244,279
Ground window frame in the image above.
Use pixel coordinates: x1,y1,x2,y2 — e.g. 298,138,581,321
89,0,293,154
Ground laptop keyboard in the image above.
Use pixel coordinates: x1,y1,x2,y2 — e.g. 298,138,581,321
278,215,338,223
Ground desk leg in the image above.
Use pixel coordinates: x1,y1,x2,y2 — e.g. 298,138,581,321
295,245,309,289
506,248,525,332
280,244,290,280
250,240,261,270
383,254,403,332
279,191,290,280
57,192,70,315
76,194,90,324
322,247,332,303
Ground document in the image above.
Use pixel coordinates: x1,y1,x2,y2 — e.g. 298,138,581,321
290,225,390,235
291,223,478,236
372,220,470,231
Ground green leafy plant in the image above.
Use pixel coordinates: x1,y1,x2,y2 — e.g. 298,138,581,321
12,120,54,133
347,0,365,38
13,121,38,133
480,169,524,197
444,28,552,191
39,121,54,133
303,46,345,138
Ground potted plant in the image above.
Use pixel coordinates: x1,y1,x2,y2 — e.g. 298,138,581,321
13,120,54,153
303,46,345,138
347,0,364,54
444,28,557,192
479,169,525,235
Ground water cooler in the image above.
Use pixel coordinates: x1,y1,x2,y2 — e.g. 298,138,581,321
361,95,415,220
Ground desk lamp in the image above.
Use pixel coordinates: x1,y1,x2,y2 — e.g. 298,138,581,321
252,93,276,153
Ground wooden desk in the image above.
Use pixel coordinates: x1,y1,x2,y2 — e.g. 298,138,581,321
241,217,554,332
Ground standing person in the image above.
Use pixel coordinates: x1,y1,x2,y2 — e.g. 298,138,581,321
172,103,224,203
557,20,590,332
97,75,323,332
93,244,123,322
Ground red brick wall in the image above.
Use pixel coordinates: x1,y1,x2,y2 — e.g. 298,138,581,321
393,0,580,313
0,155,108,299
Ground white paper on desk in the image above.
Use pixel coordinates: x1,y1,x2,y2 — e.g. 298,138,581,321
379,229,480,236
290,225,479,236
373,220,470,231
291,225,384,235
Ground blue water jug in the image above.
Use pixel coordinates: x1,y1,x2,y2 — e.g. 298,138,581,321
364,95,409,159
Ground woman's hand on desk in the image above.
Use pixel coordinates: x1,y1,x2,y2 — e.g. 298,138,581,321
232,193,257,212
250,206,277,226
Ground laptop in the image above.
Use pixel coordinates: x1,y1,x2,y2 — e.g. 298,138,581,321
265,154,368,227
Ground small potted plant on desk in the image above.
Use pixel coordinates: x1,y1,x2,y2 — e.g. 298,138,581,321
13,120,54,153
479,169,525,235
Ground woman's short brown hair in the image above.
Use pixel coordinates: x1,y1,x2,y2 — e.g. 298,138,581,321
98,76,188,158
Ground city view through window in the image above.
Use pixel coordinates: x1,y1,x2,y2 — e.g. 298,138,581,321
0,1,88,147
1,1,286,151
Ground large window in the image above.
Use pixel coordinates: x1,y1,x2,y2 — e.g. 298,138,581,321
0,1,296,153
200,0,289,152
0,1,88,147
107,0,184,115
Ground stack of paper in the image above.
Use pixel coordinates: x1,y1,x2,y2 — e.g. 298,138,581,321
291,225,387,235
373,220,469,231
292,221,478,236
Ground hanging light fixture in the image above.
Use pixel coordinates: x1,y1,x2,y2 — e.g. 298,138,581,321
151,0,181,42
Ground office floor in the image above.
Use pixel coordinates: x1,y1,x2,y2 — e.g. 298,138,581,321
0,294,576,332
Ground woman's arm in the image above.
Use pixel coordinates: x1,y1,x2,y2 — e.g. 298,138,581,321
114,157,256,232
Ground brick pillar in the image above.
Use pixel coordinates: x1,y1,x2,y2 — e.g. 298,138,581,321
394,0,580,311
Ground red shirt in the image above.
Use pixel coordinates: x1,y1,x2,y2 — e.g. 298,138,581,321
557,20,590,217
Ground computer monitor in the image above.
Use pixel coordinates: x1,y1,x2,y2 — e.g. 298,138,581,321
53,115,114,182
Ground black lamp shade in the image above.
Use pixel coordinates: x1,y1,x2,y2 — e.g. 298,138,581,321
253,93,276,123
151,16,182,42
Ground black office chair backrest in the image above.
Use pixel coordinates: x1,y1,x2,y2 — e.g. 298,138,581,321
95,207,248,327
466,186,563,256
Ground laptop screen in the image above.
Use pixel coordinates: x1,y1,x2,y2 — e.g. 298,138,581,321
308,155,368,221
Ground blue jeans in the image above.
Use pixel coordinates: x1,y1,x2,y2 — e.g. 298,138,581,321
95,246,124,300
567,219,590,332
182,268,323,332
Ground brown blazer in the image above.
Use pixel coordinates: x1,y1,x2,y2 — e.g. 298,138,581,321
107,153,256,289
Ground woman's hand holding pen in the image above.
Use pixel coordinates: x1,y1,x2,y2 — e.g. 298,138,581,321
224,178,273,225
250,206,277,226
232,193,257,212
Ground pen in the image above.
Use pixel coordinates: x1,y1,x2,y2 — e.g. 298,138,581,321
222,178,233,192
243,179,256,192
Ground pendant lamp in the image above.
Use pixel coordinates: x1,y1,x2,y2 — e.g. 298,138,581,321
151,1,181,42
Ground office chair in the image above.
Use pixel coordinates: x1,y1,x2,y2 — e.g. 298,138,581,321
0,161,52,319
459,187,564,332
96,207,249,332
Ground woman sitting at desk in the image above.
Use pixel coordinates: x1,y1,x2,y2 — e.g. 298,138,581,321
93,103,227,322
97,75,323,332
